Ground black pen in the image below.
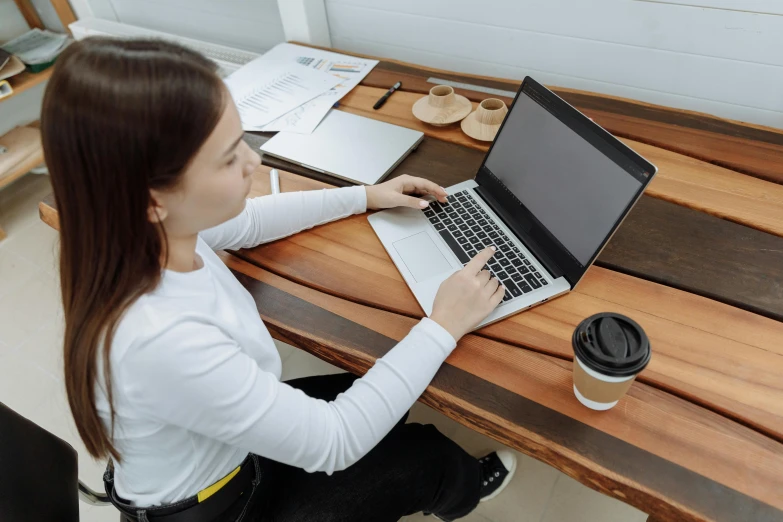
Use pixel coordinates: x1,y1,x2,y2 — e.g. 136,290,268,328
373,81,401,110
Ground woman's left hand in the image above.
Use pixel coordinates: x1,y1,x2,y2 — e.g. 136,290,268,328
365,174,449,211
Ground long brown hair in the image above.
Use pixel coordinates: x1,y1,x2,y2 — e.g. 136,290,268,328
42,38,226,461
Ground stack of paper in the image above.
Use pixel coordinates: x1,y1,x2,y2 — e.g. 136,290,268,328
260,44,379,134
224,58,341,130
1,29,69,66
224,43,379,134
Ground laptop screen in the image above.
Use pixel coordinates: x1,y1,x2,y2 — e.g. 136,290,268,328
483,87,645,266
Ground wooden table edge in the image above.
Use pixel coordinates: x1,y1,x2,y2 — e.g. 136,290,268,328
228,258,783,522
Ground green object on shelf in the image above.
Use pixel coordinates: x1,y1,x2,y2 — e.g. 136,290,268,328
25,57,57,74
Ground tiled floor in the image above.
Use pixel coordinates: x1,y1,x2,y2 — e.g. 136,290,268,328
0,173,649,522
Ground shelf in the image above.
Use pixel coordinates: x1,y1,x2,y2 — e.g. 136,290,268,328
0,147,43,191
2,68,53,103
0,125,44,191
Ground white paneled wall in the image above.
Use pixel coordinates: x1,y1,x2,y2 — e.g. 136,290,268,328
0,0,30,43
86,0,286,52
1,0,67,37
325,0,783,129
0,83,45,136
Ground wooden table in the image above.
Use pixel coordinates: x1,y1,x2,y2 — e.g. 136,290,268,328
40,51,783,522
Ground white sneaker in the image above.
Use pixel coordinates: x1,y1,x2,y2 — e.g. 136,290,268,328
478,450,517,502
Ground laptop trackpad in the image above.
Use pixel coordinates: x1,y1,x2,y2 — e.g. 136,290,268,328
393,232,453,283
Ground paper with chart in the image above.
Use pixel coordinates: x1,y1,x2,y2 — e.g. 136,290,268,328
224,58,342,129
259,43,379,134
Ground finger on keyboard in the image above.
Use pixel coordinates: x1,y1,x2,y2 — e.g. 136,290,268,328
465,246,496,274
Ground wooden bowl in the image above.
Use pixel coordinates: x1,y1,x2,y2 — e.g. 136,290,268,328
412,85,473,126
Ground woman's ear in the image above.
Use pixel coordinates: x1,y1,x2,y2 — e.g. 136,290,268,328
147,190,168,223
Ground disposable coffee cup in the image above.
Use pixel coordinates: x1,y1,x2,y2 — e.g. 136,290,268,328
572,313,651,411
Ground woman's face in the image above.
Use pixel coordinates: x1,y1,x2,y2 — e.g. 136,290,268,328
151,95,261,236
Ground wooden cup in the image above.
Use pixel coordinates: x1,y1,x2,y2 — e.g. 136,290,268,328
461,98,509,141
412,85,473,126
475,98,508,125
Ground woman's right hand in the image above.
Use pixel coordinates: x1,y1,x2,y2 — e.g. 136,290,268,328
430,247,506,341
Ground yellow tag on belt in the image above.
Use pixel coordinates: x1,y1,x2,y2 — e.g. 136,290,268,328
197,465,241,503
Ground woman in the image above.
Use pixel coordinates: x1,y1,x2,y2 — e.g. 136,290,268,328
43,38,516,522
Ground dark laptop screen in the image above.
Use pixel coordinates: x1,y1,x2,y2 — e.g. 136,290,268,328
483,89,644,266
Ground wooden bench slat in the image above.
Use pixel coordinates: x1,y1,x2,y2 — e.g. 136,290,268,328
598,195,783,322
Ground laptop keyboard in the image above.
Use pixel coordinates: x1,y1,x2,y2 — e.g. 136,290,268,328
422,190,548,303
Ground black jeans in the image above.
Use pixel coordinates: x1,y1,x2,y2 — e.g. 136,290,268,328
215,372,482,522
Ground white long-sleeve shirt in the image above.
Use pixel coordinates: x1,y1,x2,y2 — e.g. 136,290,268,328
95,186,458,507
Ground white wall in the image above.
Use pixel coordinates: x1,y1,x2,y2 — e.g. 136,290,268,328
0,0,66,38
0,0,30,43
325,0,783,129
1,0,288,136
8,0,780,129
85,0,286,53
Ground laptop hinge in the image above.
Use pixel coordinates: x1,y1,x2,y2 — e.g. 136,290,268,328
474,186,565,280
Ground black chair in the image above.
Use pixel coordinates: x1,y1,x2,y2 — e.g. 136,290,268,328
0,401,112,520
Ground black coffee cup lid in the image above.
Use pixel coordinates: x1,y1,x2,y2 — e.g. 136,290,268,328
572,313,651,377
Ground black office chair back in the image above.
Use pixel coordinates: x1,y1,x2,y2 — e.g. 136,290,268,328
0,401,81,521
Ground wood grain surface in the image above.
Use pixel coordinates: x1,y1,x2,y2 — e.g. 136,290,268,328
599,196,783,321
232,168,783,443
225,253,783,522
249,130,783,324
337,85,783,239
365,62,783,185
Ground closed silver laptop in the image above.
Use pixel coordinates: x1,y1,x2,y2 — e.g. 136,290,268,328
368,77,657,330
261,110,424,186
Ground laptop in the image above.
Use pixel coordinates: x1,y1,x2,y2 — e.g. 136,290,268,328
368,77,657,330
261,110,424,185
